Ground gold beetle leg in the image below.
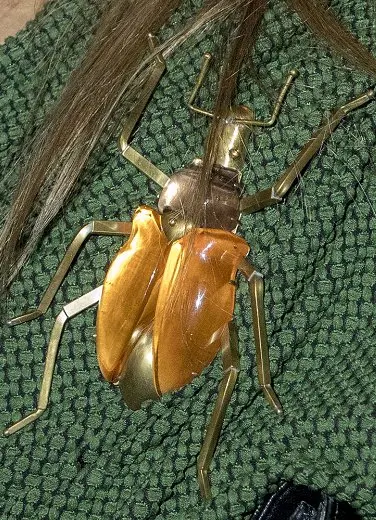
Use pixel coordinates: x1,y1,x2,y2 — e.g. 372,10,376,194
4,286,103,436
8,221,131,325
197,322,240,500
240,87,376,214
119,35,169,188
240,259,282,414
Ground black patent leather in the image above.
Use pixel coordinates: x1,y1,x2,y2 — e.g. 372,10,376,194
251,482,361,520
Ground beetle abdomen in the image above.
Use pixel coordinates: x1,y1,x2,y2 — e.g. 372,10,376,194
153,228,249,394
96,206,169,382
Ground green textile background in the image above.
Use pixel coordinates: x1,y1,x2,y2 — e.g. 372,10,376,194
1,0,375,518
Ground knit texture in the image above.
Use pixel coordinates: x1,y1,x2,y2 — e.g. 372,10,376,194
1,1,375,519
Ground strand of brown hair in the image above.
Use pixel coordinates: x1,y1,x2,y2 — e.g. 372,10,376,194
195,0,268,230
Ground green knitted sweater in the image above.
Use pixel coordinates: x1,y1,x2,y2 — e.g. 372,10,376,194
1,1,375,519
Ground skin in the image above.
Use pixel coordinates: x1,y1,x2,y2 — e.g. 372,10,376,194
0,0,47,44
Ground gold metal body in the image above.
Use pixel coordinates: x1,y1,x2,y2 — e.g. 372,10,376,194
5,37,375,499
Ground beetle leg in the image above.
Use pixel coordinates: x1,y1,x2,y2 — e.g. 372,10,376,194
188,52,214,118
8,221,131,326
240,87,376,214
119,35,169,188
197,322,240,500
4,286,103,436
239,259,282,414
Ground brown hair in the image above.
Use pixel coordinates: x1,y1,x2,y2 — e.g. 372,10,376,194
1,0,376,288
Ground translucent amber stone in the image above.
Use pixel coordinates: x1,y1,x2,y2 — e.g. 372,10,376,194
96,206,169,382
153,228,249,394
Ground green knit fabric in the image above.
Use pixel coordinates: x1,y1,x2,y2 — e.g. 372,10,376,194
1,0,375,518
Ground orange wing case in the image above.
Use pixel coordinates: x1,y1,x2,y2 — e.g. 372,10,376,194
96,206,169,382
153,229,249,394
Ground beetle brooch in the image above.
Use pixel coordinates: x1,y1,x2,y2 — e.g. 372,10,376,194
4,40,375,499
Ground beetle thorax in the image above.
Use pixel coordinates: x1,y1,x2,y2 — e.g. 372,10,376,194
158,163,241,240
